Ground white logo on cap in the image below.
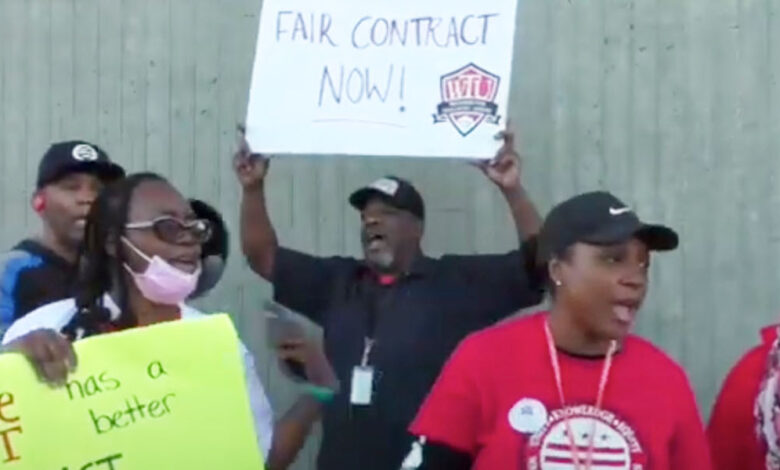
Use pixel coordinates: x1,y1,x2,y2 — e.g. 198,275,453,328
508,397,548,434
368,178,399,197
609,206,631,216
72,144,99,162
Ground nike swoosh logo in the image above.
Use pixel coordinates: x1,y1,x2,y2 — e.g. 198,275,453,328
609,207,631,216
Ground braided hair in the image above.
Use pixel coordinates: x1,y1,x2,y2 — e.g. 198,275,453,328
62,172,168,340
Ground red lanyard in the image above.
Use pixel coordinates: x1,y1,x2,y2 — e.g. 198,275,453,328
543,319,617,470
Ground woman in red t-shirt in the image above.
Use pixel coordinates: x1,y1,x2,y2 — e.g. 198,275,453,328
404,191,712,470
707,325,780,469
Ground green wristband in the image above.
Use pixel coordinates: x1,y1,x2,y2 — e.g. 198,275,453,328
302,383,337,403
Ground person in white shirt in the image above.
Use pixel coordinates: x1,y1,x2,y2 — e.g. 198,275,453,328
1,172,337,470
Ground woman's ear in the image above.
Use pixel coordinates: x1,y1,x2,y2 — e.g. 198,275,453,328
549,257,563,287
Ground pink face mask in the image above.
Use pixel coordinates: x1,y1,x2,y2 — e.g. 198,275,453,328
121,237,201,305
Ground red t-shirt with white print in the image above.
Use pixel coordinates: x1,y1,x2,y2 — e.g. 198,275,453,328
410,312,711,470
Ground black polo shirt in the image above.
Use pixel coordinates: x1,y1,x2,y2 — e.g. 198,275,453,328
273,247,543,470
0,239,77,331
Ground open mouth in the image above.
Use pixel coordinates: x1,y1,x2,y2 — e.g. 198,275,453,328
612,300,640,325
169,256,199,273
365,233,387,250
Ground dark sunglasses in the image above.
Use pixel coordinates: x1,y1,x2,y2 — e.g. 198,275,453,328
125,216,213,244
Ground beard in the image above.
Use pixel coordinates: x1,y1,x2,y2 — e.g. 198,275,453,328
366,248,395,272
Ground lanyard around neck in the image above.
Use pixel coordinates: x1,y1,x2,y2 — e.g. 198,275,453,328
543,318,617,470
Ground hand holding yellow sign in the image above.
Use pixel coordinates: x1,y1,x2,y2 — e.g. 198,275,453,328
0,314,264,469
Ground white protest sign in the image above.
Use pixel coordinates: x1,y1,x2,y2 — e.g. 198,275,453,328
245,0,519,159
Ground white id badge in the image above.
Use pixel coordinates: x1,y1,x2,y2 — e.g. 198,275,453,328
350,366,374,405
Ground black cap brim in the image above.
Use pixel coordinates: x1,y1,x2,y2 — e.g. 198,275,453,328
39,161,125,188
583,221,679,251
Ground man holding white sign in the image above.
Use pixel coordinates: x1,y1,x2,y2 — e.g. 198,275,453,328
244,0,519,158
241,0,533,466
234,125,543,469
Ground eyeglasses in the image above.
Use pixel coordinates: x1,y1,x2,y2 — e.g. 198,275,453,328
125,216,213,244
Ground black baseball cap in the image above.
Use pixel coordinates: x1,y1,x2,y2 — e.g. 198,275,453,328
190,198,229,262
189,198,229,299
36,140,125,189
538,191,678,262
349,176,425,220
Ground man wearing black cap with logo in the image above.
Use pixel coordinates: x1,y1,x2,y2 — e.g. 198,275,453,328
233,130,544,470
0,141,125,332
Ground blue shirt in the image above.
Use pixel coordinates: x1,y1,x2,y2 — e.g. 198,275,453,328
0,239,75,333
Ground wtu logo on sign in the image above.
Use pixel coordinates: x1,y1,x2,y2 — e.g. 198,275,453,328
433,63,502,137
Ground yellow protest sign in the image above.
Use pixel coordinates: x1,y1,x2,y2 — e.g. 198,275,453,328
0,314,265,469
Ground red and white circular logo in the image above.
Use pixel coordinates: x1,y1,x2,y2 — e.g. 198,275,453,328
526,405,646,470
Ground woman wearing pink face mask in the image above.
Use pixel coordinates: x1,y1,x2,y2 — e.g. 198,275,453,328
1,173,338,470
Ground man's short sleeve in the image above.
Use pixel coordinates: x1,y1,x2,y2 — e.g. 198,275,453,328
409,334,487,455
272,247,357,325
439,248,543,322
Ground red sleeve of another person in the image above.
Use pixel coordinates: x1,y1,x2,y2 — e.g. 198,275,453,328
409,335,487,455
707,345,767,470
